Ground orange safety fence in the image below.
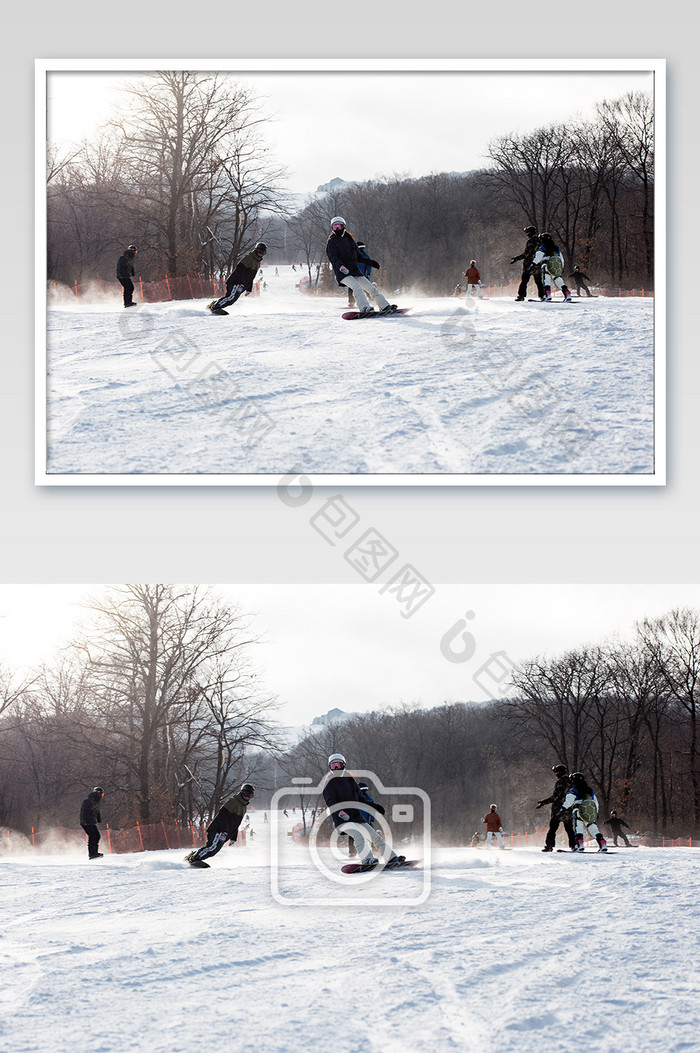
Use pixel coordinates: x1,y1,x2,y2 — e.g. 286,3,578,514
2,819,248,856
50,274,262,305
300,278,653,299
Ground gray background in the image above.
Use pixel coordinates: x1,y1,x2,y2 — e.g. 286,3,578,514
5,5,695,586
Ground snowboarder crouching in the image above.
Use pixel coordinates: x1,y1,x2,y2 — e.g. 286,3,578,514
323,753,404,869
208,243,267,314
561,772,607,852
80,786,105,859
482,804,505,848
325,217,398,317
186,783,255,867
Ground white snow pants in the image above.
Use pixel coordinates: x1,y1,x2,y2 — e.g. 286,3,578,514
343,821,395,863
573,813,602,839
467,283,482,297
486,831,504,848
340,275,390,312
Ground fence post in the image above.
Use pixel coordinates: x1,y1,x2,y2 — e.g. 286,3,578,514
161,819,170,849
32,827,35,848
106,822,112,854
139,277,144,300
165,275,172,300
189,820,197,847
74,280,78,299
136,821,144,851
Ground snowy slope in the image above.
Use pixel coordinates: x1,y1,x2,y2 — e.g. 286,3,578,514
1,821,697,1053
43,268,656,479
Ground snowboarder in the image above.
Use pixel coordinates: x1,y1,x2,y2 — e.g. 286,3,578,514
569,265,594,297
325,218,399,317
511,225,544,301
186,783,255,867
470,831,481,847
481,804,505,848
208,243,267,314
116,245,138,308
604,810,632,847
561,772,607,852
531,233,572,302
80,786,105,859
464,260,482,297
537,763,576,852
322,753,405,869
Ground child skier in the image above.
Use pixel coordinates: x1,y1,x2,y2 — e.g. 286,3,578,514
186,783,255,867
322,753,404,869
208,243,267,314
531,233,573,302
481,804,505,848
561,773,607,852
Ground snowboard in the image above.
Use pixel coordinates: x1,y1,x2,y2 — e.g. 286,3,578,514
207,302,229,315
342,308,410,320
341,859,421,874
526,299,576,304
185,852,210,868
556,849,616,855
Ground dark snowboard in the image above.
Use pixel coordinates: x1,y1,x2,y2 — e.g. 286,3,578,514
342,308,410,320
556,849,616,855
341,859,421,874
526,299,577,304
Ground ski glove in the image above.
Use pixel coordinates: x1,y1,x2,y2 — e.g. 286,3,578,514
338,810,350,822
339,266,350,275
536,801,545,809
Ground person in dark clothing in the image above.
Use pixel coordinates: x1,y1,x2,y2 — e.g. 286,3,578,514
604,810,632,847
208,243,267,314
186,783,255,868
569,265,594,297
325,217,398,317
117,246,138,307
80,787,105,859
537,764,576,852
322,753,404,869
511,225,545,301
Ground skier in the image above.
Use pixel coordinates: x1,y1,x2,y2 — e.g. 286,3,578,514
116,245,138,308
322,753,405,870
561,772,607,852
537,763,576,852
481,804,505,848
463,260,482,297
80,786,105,860
470,831,481,847
325,218,398,317
186,783,255,868
604,810,632,847
531,233,573,302
208,243,267,314
569,265,594,297
511,225,544,301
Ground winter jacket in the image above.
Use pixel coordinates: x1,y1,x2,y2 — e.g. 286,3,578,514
326,231,379,286
358,787,385,827
80,792,102,827
562,788,599,825
357,246,377,279
538,775,571,815
207,791,250,840
570,269,591,282
323,772,366,826
511,234,541,268
116,250,136,280
228,251,264,293
464,265,481,284
482,810,502,833
604,816,629,831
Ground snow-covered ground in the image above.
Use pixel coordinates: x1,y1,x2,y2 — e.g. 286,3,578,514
43,268,657,479
2,815,697,1053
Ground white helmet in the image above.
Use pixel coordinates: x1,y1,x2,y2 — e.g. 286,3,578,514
328,753,346,772
330,216,346,234
470,260,477,265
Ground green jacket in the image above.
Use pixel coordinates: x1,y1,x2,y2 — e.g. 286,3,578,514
209,791,249,839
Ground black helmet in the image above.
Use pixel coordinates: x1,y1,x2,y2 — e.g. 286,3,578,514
254,242,267,257
610,810,617,817
552,764,567,776
93,786,105,796
127,245,137,253
240,783,255,800
523,225,536,235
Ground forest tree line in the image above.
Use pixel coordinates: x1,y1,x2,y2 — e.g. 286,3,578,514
47,73,653,294
1,589,697,842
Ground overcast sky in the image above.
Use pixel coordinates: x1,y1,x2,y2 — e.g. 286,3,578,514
0,583,695,728
46,66,654,195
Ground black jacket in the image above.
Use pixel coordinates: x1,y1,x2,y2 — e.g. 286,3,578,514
538,774,571,814
80,792,102,826
323,773,366,826
570,270,591,281
326,231,379,286
511,233,541,268
117,251,136,280
228,251,264,293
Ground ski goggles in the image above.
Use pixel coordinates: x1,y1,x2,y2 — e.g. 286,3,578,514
331,223,345,233
329,761,345,770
